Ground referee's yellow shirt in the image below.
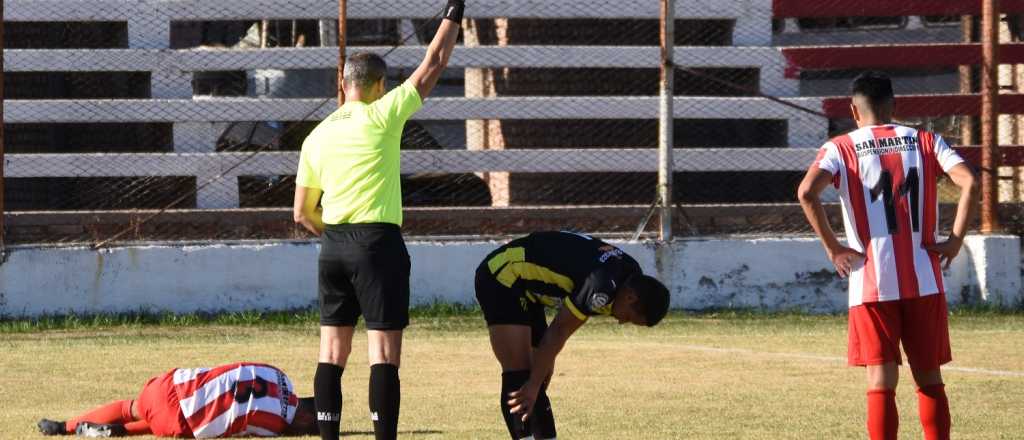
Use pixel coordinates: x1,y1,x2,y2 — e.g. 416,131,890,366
296,81,422,226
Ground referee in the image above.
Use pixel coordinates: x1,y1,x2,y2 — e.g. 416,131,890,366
292,2,464,439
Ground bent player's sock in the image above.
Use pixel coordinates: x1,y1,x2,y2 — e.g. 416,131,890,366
917,384,950,440
530,384,557,440
867,389,898,440
369,363,401,440
314,363,344,440
66,400,134,433
500,370,533,440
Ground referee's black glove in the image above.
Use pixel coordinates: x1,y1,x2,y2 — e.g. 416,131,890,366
443,0,465,23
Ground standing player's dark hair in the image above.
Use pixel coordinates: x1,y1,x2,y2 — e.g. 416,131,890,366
850,71,895,108
344,52,388,91
626,275,670,327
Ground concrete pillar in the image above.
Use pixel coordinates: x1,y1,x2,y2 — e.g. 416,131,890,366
960,235,1022,306
464,18,511,207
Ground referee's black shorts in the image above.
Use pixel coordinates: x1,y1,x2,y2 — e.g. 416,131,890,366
474,262,548,347
319,223,410,330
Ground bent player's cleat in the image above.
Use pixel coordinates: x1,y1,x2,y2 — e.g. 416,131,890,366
75,422,127,438
37,419,67,435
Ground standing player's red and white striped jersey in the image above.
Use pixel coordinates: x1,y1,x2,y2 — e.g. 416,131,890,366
813,124,965,307
171,363,299,438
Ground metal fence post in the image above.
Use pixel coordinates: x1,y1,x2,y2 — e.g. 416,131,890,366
338,0,348,107
981,0,1001,233
658,0,675,241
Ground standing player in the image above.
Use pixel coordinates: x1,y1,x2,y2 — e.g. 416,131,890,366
37,362,316,438
475,231,671,440
291,1,463,439
797,72,978,440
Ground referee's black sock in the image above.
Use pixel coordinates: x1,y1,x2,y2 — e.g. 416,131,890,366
500,370,533,440
314,362,344,440
531,383,557,440
369,363,400,440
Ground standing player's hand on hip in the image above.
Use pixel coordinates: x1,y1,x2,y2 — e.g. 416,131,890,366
827,245,865,278
507,382,541,421
924,237,964,269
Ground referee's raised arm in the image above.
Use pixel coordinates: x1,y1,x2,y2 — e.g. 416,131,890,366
409,3,463,99
297,2,465,440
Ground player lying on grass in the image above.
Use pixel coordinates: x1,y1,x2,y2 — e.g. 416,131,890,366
475,231,670,440
798,72,978,440
37,362,317,438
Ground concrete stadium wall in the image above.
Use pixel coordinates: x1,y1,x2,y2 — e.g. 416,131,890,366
0,236,1019,318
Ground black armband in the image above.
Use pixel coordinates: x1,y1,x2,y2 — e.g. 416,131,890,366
443,0,465,23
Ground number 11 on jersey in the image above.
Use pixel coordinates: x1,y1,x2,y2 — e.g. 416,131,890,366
869,166,920,235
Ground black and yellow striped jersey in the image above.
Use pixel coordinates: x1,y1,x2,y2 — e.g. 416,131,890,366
481,231,643,320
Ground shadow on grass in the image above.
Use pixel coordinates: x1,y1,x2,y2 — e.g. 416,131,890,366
342,430,443,436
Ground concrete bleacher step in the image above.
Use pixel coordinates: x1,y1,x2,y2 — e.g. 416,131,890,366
0,0,827,212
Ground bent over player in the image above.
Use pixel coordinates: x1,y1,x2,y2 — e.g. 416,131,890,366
291,1,463,439
475,231,670,440
37,362,316,438
797,72,978,440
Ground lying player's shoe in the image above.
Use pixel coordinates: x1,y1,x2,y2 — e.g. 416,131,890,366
37,419,67,435
75,422,127,438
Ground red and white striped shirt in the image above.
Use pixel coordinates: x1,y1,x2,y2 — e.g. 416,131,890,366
172,363,298,438
814,124,965,307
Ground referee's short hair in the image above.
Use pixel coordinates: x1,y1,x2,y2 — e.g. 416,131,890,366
344,52,388,91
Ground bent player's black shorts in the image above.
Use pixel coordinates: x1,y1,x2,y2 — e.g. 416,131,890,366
474,263,548,347
319,223,410,330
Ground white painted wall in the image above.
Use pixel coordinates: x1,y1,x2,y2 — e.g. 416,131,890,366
0,236,1019,317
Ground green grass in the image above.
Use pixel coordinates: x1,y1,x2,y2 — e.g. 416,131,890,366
0,303,488,334
3,304,1020,334
2,310,1022,439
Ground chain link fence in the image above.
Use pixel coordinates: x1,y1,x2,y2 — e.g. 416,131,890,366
1,0,1018,246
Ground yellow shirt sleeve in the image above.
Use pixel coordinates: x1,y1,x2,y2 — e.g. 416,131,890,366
368,81,423,130
295,142,321,189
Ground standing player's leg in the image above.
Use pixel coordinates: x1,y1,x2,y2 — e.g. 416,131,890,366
903,294,953,440
316,325,356,440
475,264,537,440
850,301,903,440
528,306,557,440
356,226,411,440
912,369,948,440
367,330,403,440
489,325,535,440
865,363,900,440
316,231,363,440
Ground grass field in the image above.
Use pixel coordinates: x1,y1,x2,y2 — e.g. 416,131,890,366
2,309,1023,439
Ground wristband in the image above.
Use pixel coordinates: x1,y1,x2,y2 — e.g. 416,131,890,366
443,0,465,23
